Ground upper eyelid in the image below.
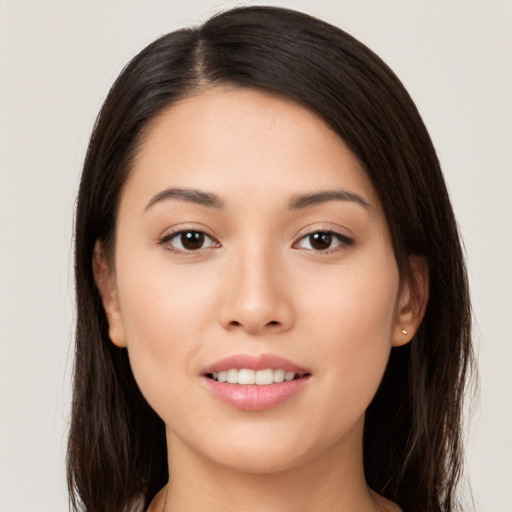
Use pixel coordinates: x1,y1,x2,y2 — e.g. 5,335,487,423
294,221,354,238
161,226,218,241
298,228,349,238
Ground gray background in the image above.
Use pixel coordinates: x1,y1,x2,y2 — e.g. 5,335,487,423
1,1,510,511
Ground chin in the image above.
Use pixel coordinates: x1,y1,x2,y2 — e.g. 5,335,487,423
177,415,359,477
207,443,313,475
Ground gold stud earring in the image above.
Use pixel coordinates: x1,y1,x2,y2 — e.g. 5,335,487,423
400,328,408,335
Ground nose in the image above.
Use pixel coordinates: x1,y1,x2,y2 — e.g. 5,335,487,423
218,245,295,336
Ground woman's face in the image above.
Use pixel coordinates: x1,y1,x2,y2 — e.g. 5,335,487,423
98,87,416,474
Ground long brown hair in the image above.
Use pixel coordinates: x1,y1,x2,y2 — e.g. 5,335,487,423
68,6,473,512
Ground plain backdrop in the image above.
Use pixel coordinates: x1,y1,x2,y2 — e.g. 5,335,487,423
0,1,510,511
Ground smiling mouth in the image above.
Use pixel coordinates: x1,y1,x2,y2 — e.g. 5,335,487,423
202,356,311,410
205,368,309,385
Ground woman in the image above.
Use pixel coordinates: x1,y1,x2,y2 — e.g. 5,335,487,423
68,6,473,512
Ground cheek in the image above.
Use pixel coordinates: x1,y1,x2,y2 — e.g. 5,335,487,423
298,256,399,419
300,253,399,340
115,256,218,409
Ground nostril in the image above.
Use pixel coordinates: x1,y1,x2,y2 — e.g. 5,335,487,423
268,320,280,326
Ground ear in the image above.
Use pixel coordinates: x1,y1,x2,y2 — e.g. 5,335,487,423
92,240,127,347
392,255,429,347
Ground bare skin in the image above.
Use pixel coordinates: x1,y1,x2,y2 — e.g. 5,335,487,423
94,87,426,512
147,416,401,512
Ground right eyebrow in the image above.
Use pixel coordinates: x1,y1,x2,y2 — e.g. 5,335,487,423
144,188,224,211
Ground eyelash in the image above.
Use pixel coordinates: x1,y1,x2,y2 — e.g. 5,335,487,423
292,230,354,253
159,229,354,255
159,230,220,255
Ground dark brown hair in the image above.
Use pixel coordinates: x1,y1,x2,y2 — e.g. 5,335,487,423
68,6,473,512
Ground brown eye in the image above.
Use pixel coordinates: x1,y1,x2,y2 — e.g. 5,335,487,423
309,232,332,250
295,231,354,252
164,230,218,252
180,231,205,250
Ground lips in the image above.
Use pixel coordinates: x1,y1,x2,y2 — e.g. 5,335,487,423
201,353,311,411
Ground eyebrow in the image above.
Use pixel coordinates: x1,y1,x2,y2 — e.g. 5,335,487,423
288,190,371,210
144,187,371,212
145,188,223,210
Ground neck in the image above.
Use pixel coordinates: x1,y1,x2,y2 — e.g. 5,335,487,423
152,418,397,512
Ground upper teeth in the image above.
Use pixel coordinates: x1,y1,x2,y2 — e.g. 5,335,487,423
212,369,297,385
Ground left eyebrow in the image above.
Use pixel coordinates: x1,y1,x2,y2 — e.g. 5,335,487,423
288,190,372,211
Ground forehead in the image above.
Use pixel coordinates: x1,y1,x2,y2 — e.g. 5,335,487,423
124,86,378,210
